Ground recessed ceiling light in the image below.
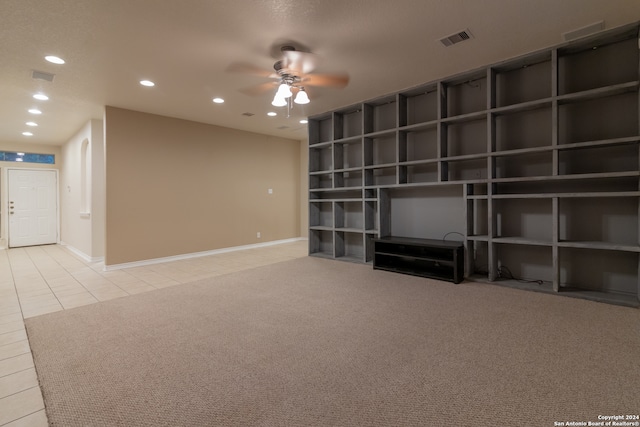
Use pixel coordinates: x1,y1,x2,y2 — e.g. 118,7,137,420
26,122,38,127
213,98,224,104
140,80,155,87
299,119,308,124
28,108,42,114
267,112,277,117
33,93,49,101
22,131,33,136
45,55,65,64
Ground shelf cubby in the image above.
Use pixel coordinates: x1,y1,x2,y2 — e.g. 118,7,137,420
494,198,553,243
334,139,362,169
466,182,488,196
468,197,488,237
336,231,366,262
494,54,552,107
309,201,333,228
333,169,363,189
399,126,438,162
364,132,396,166
334,106,363,139
557,143,639,175
444,119,488,157
309,115,332,145
309,229,334,258
495,243,554,283
365,166,397,187
444,158,488,181
365,199,378,233
335,200,364,230
364,96,397,134
309,144,332,172
494,106,552,151
467,239,489,277
558,91,638,144
494,151,553,179
309,189,362,200
558,35,638,96
399,85,438,126
309,173,332,189
402,163,439,185
559,247,638,305
364,188,378,199
443,72,488,117
558,196,639,247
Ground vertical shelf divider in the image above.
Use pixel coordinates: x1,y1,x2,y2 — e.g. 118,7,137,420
464,183,474,277
552,197,559,292
487,67,497,281
551,48,561,292
378,188,391,237
396,93,405,185
637,31,640,301
437,82,448,182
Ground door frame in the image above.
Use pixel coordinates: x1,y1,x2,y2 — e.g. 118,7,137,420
1,167,60,249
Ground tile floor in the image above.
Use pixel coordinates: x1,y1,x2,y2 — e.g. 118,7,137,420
0,239,308,426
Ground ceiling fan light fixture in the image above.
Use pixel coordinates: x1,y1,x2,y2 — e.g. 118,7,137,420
272,94,287,107
276,82,292,98
294,87,310,104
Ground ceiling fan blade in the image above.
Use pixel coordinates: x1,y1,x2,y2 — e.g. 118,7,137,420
239,81,278,96
281,50,320,74
300,73,349,88
226,62,278,78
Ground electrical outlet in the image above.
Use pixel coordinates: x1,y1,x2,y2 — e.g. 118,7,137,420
257,232,261,238
268,188,273,194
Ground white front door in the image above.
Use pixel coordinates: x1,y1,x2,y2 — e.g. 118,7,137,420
8,169,58,248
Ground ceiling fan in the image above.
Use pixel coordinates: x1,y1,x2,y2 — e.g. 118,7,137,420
228,45,349,106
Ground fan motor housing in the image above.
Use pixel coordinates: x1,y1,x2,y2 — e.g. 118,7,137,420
273,60,300,83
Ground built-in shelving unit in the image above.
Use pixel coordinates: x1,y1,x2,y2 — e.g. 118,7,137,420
308,22,640,307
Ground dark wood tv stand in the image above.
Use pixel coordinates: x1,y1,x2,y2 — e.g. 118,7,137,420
373,236,464,284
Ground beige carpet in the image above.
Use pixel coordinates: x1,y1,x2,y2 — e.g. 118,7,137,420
25,257,640,426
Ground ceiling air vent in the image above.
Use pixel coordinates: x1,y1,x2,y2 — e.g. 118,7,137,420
241,112,255,117
32,70,55,82
277,125,289,130
440,29,473,47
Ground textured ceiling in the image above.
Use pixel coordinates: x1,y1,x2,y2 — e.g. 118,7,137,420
1,0,639,146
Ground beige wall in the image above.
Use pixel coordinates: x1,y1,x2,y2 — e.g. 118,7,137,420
104,107,301,265
0,142,61,248
59,119,105,260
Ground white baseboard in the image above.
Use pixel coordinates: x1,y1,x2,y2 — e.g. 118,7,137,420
59,241,105,263
104,237,307,271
